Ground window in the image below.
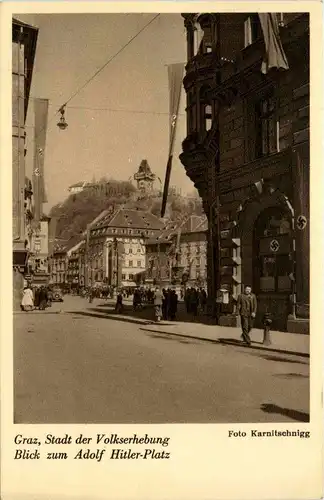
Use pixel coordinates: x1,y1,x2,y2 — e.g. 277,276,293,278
137,247,141,253
122,274,126,280
129,260,133,267
129,274,134,280
204,104,213,132
202,24,213,53
255,95,279,157
129,248,133,254
244,15,262,47
137,261,141,268
277,13,285,27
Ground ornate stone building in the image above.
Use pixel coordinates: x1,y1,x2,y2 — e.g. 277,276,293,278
180,13,309,332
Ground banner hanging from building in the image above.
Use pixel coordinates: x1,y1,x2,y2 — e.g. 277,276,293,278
193,14,204,55
161,63,184,218
258,13,289,74
33,98,49,222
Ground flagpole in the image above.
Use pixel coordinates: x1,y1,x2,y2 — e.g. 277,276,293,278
161,64,184,218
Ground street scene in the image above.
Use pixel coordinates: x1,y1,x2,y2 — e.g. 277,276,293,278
15,295,309,424
12,12,310,423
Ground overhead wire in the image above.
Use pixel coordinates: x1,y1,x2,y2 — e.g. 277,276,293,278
26,103,185,118
62,14,161,109
29,14,161,143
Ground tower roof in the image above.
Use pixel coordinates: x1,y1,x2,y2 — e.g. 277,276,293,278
138,159,151,175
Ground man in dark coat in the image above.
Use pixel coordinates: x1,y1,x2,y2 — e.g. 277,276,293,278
169,289,178,320
237,285,257,345
39,286,48,310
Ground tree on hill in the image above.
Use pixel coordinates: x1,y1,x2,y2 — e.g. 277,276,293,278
49,179,203,243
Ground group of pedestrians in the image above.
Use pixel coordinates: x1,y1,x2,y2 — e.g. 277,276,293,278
21,284,51,312
82,280,259,347
184,287,207,316
153,287,178,322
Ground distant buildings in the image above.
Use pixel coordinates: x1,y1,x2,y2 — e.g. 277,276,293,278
66,241,86,288
145,215,208,288
67,159,159,197
87,208,164,287
68,181,88,194
49,246,68,287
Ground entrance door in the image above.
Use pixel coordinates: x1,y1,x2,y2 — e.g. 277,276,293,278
253,207,293,331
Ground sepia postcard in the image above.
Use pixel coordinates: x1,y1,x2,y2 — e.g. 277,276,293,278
1,1,323,499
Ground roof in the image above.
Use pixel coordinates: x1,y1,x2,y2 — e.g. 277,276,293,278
67,239,85,257
40,214,51,222
68,181,87,189
179,215,207,234
94,208,164,231
137,159,152,175
13,18,38,119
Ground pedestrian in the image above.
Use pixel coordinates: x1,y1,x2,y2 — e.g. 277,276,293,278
153,286,163,322
236,285,257,345
184,288,191,313
170,289,178,320
38,286,48,310
21,284,34,312
34,286,40,309
115,290,123,313
162,289,167,320
190,288,198,317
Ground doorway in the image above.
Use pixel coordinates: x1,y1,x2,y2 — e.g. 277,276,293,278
252,207,293,331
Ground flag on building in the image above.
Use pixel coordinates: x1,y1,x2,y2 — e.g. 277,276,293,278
258,13,289,74
193,14,204,55
161,63,184,218
33,98,49,222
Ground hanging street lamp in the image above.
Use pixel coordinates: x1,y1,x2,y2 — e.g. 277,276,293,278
57,104,68,130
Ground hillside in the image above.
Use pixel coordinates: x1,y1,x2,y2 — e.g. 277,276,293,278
49,180,203,246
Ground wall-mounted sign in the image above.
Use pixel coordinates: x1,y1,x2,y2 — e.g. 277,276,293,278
270,239,280,252
296,215,307,230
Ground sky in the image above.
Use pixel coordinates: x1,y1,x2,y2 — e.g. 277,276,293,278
16,13,195,210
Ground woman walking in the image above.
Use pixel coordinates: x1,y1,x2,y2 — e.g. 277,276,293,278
21,284,34,312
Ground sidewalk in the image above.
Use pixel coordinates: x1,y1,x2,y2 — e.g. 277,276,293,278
140,320,310,358
14,297,309,357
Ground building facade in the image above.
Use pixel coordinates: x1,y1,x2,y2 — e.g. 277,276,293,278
145,215,208,288
180,13,309,332
87,208,164,288
49,247,68,287
12,19,38,309
66,241,85,289
178,216,208,287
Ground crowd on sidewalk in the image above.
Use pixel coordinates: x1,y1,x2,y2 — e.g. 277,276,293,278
21,283,52,311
